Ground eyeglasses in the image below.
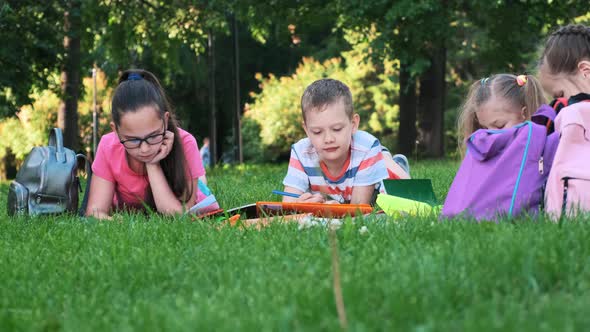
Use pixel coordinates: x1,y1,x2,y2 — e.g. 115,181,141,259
119,123,166,149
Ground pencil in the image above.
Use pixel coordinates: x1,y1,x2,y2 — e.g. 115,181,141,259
272,190,301,198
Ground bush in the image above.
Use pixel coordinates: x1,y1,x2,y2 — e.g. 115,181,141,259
0,70,113,178
245,28,400,161
0,89,59,161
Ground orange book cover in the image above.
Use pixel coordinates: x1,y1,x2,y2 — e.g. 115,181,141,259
256,201,372,218
193,202,373,220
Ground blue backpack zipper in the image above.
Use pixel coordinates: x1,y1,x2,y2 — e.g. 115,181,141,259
479,121,533,216
509,121,533,216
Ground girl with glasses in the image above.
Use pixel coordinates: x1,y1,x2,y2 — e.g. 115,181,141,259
85,69,214,219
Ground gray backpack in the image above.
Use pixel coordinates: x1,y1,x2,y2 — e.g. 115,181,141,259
7,128,91,216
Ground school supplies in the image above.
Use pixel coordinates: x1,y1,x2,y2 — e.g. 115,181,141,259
196,201,372,221
257,201,372,218
382,179,438,206
187,179,221,216
378,179,440,217
271,190,301,198
376,194,440,217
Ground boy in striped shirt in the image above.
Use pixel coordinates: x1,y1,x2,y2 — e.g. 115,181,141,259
282,78,410,204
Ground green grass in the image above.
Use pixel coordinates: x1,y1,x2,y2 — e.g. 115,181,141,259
2,161,590,331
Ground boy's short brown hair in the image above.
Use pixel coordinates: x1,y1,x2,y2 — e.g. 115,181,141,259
301,79,353,122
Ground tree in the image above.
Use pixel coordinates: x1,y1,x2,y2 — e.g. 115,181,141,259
247,28,400,161
397,63,417,156
86,1,233,163
418,39,446,157
337,0,453,157
0,2,61,117
4,0,588,162
58,0,82,150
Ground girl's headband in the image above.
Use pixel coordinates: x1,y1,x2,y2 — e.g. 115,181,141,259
516,75,527,87
480,77,490,87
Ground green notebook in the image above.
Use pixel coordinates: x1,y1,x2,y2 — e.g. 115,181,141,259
382,179,438,206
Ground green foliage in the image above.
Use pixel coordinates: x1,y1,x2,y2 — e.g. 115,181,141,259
245,58,337,160
0,89,59,160
0,2,62,116
2,162,590,330
2,0,590,161
338,0,450,74
245,28,400,161
463,1,590,74
0,70,112,162
239,117,266,163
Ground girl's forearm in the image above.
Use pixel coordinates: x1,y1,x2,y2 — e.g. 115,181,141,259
145,163,184,214
86,206,111,219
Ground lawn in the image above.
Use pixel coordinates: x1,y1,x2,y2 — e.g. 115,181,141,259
1,161,590,331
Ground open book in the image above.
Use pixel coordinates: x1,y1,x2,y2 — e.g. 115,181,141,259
187,179,221,216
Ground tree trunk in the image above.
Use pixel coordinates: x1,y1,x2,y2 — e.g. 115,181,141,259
58,0,81,151
0,149,17,180
418,46,446,158
208,30,217,167
397,63,417,156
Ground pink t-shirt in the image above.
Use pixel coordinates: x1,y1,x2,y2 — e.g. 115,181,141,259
92,128,206,210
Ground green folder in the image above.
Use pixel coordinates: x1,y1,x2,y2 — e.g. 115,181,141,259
378,179,441,217
382,179,438,205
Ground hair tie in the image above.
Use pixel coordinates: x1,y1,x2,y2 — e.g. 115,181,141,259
480,77,489,87
516,75,527,87
127,73,143,81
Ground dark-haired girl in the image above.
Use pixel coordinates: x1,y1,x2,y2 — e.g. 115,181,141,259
86,69,210,219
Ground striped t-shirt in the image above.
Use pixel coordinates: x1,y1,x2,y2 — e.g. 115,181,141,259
283,130,395,203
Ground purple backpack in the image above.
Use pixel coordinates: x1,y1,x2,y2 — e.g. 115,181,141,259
442,105,558,220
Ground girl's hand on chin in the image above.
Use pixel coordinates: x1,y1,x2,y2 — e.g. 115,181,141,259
147,130,174,165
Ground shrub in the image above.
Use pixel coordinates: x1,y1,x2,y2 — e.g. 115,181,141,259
0,70,113,178
245,28,400,161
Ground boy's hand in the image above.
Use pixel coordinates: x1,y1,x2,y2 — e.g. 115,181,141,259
350,185,376,205
297,192,325,203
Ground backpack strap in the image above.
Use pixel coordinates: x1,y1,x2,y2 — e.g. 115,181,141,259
49,128,66,163
561,177,570,218
568,93,590,105
544,96,590,133
76,154,92,217
532,104,558,135
539,132,550,213
550,97,569,113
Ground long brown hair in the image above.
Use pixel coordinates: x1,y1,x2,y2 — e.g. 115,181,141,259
540,24,590,74
111,69,193,203
457,74,546,152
